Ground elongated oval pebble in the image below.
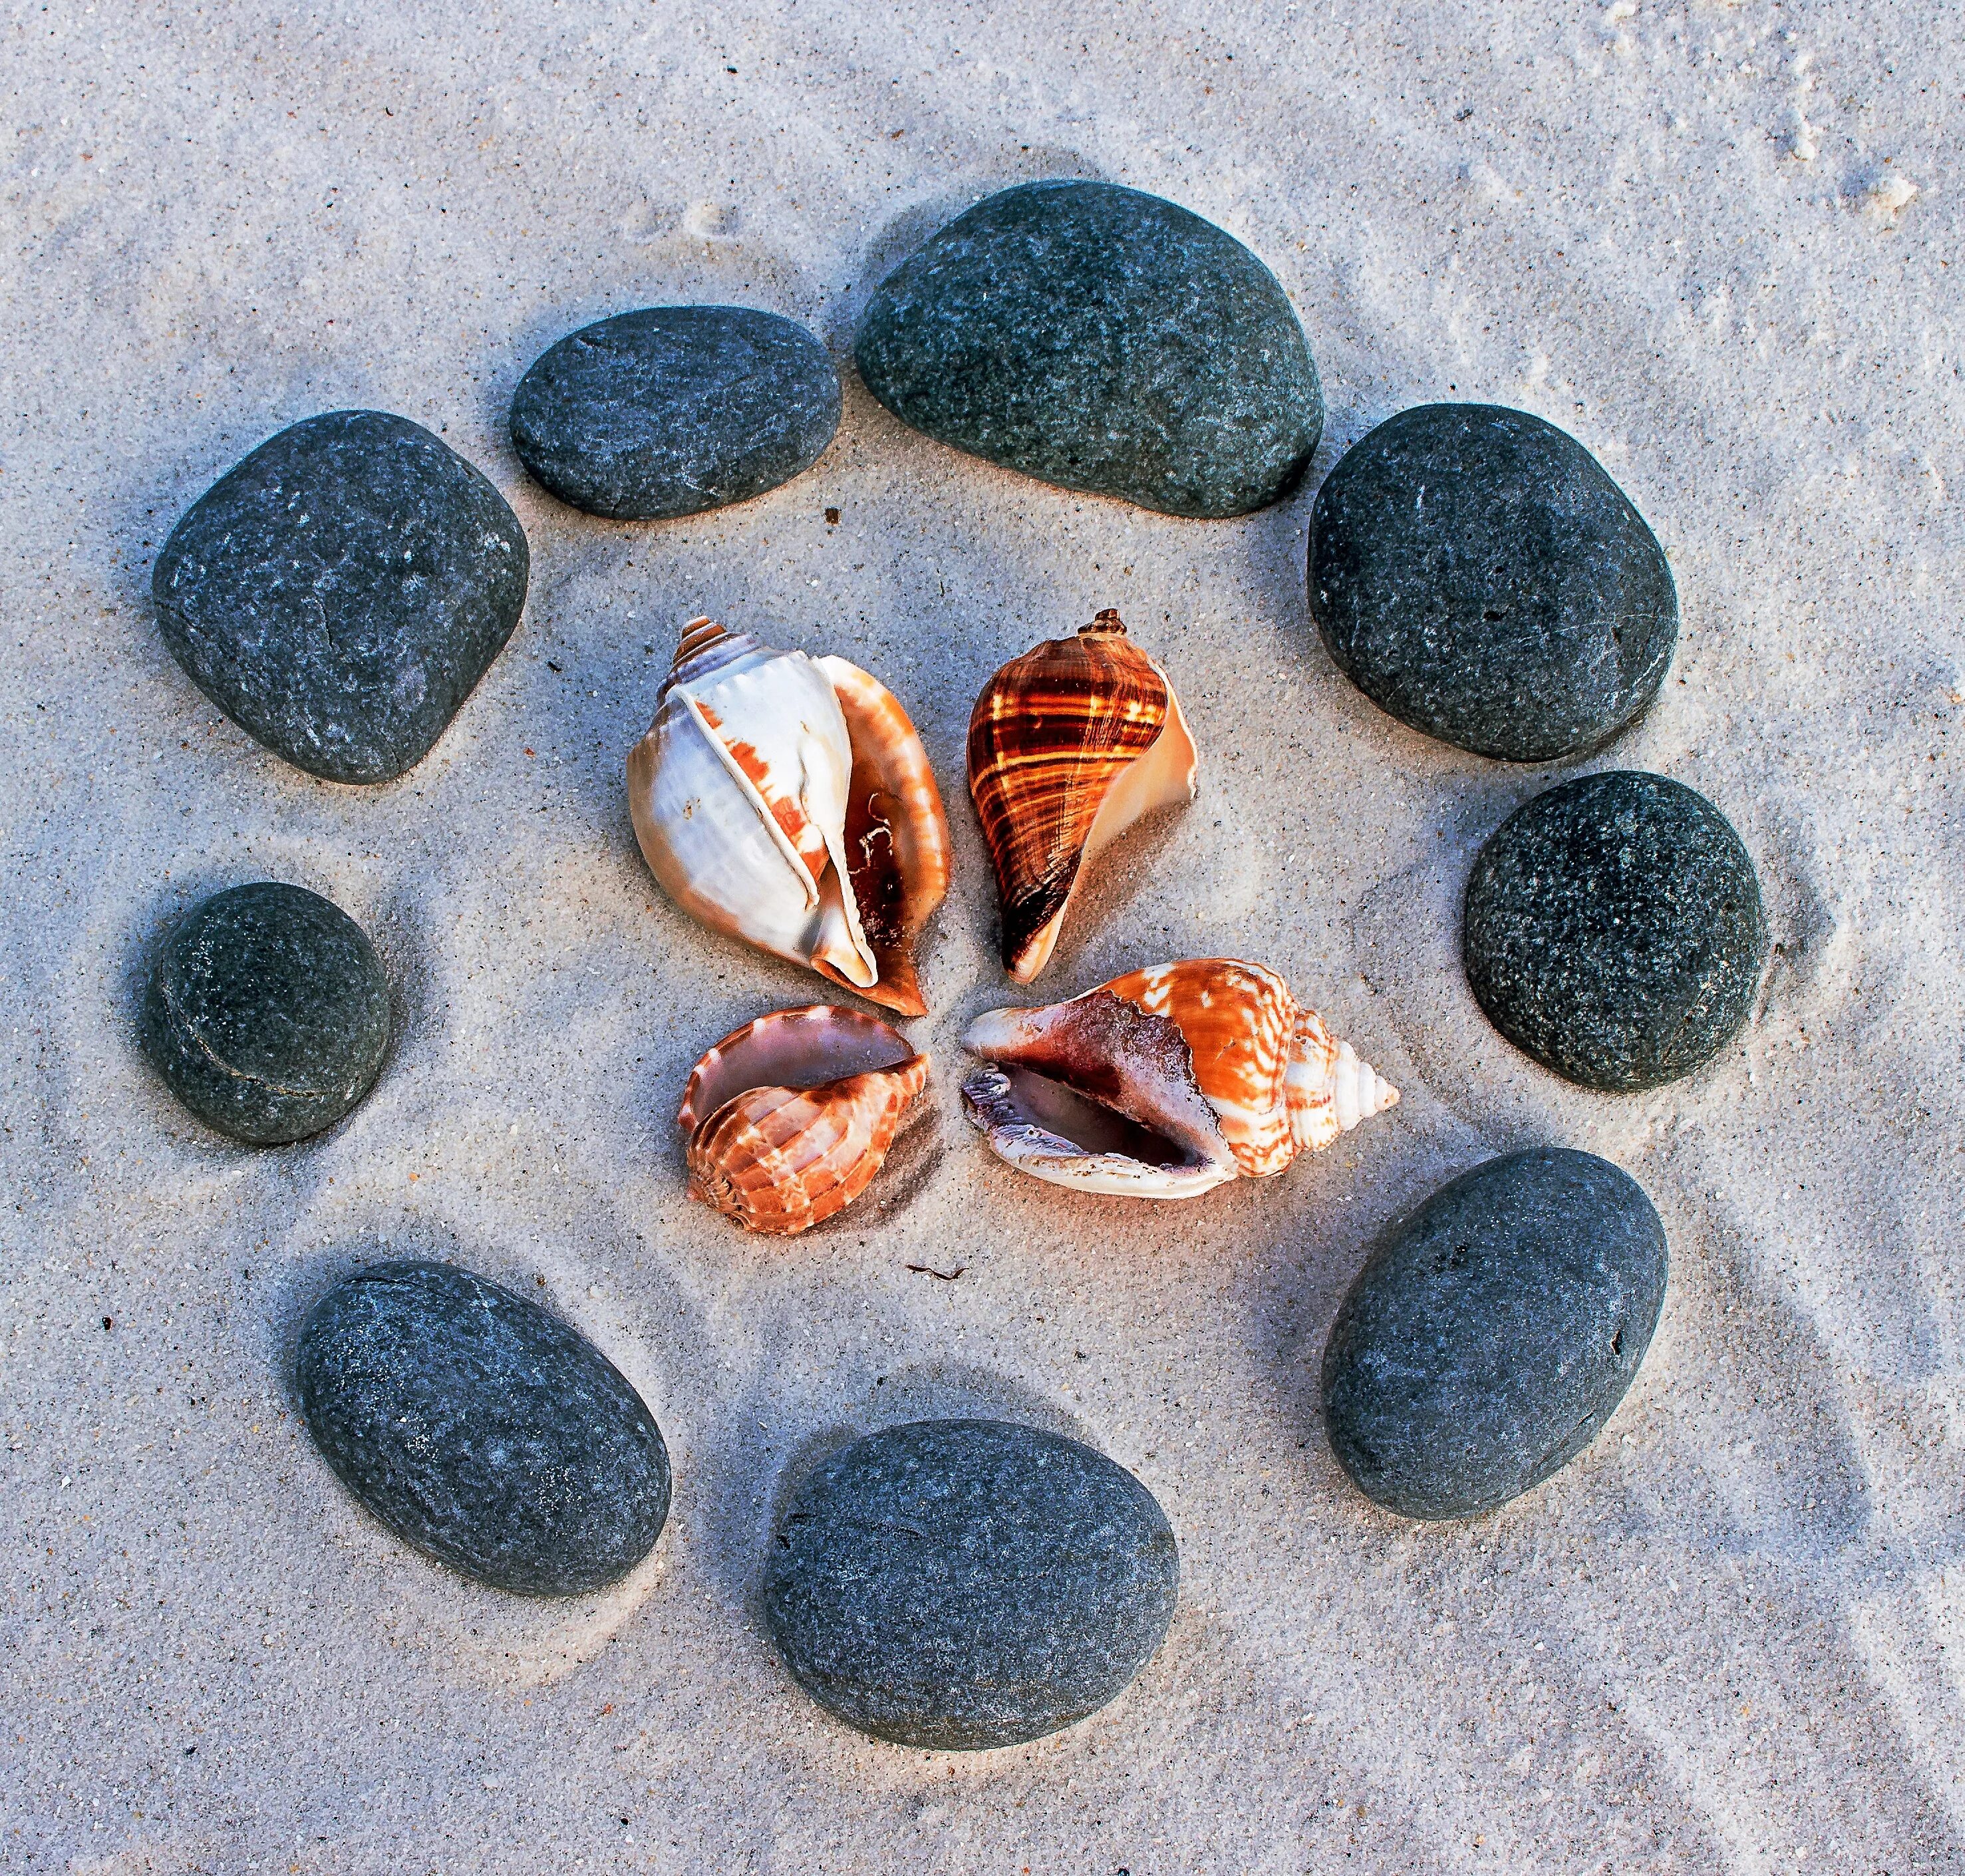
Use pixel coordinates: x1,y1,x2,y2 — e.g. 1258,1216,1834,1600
297,1261,671,1595
765,1419,1177,1748
1321,1149,1667,1519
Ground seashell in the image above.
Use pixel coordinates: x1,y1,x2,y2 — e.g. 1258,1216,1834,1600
961,957,1398,1199
629,619,951,1016
967,611,1197,983
678,1004,931,1235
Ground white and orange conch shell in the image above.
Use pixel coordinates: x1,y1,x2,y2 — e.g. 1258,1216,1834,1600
678,1005,930,1235
968,611,1198,983
629,618,952,1016
960,958,1399,1199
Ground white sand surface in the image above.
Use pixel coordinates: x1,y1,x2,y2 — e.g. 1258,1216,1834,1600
5,2,1961,1869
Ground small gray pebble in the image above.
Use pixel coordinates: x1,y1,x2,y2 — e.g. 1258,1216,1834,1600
297,1261,671,1597
855,180,1322,519
152,410,529,784
143,882,390,1146
1464,770,1767,1090
510,306,841,520
1310,403,1676,760
1322,1148,1668,1519
764,1418,1177,1749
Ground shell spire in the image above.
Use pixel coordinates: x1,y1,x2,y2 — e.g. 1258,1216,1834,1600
961,958,1398,1199
629,619,951,1015
678,1005,929,1235
967,611,1197,983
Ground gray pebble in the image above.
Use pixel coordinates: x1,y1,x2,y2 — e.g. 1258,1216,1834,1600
1310,404,1676,760
855,180,1322,518
143,882,390,1146
764,1418,1177,1748
1322,1148,1668,1519
152,410,529,784
510,306,841,520
297,1261,671,1596
1463,770,1767,1090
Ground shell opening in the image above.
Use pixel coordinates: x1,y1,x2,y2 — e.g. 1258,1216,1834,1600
679,1004,920,1134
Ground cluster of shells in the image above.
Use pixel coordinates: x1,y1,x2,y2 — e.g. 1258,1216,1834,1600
631,611,1398,1235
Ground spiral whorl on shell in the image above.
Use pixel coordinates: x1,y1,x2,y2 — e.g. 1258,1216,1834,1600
967,612,1197,983
678,1005,930,1235
961,958,1399,1199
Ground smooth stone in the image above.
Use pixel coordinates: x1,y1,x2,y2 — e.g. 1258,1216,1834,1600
153,410,529,784
855,180,1322,519
1322,1148,1668,1519
142,882,391,1146
764,1418,1177,1749
510,305,841,520
297,1261,671,1596
1309,403,1676,760
1463,770,1767,1090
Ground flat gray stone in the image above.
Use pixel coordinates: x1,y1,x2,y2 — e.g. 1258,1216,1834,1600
297,1261,671,1596
764,1418,1177,1748
143,882,390,1146
1322,1148,1668,1519
153,410,529,784
855,180,1322,518
510,305,841,519
1463,770,1767,1090
1310,403,1676,760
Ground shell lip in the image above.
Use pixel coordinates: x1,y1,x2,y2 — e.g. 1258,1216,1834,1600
677,1003,924,1137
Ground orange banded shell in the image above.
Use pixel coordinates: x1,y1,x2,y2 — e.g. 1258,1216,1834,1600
679,1005,929,1235
968,611,1197,983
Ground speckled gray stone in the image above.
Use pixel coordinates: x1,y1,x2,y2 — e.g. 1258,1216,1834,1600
152,410,529,784
1322,1149,1667,1520
510,305,841,520
855,180,1322,518
1309,404,1676,760
142,882,390,1146
764,1418,1177,1749
297,1261,671,1596
1464,770,1767,1090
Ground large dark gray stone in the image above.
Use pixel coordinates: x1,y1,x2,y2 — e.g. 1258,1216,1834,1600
1309,403,1676,760
510,306,841,520
297,1261,671,1596
764,1418,1177,1748
1463,770,1767,1090
855,180,1322,518
143,881,390,1146
153,410,529,784
1322,1148,1667,1520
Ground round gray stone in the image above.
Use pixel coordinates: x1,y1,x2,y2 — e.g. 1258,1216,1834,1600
152,410,529,784
510,306,841,520
143,881,390,1146
764,1418,1177,1748
297,1261,671,1597
1464,770,1767,1090
855,180,1322,518
1322,1148,1668,1520
1309,403,1676,760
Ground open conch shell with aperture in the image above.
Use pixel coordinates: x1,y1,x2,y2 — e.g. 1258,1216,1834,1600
968,611,1197,983
629,619,951,1016
678,1005,929,1235
960,958,1398,1199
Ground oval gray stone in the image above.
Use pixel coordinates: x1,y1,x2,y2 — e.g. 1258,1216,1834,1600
1463,770,1768,1090
855,180,1322,518
297,1261,671,1595
1310,403,1676,760
152,410,529,784
143,881,390,1146
1322,1149,1668,1520
510,305,841,520
764,1418,1177,1748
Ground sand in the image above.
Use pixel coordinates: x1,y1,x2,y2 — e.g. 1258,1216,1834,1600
4,1,1960,1869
